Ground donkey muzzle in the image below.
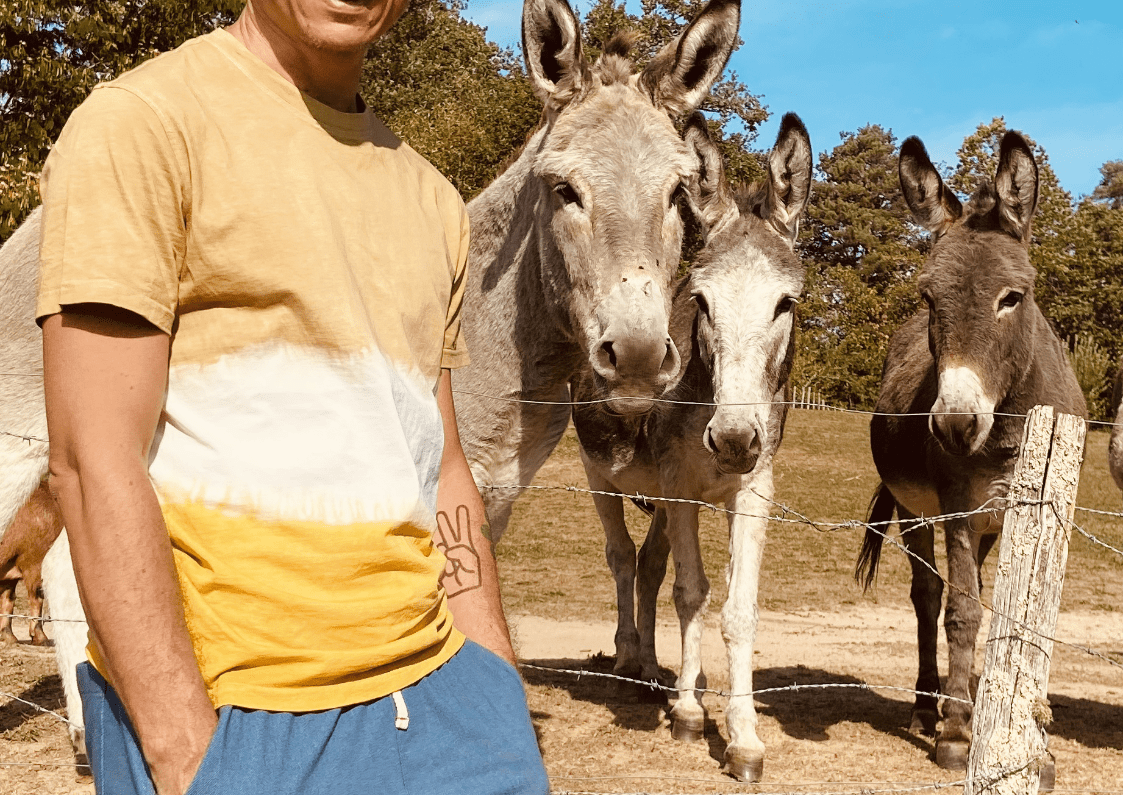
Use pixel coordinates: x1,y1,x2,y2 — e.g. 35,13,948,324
592,276,680,414
704,418,764,475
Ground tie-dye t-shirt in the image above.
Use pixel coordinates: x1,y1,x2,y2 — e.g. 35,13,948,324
37,29,468,711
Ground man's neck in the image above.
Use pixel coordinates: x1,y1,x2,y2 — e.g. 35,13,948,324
228,6,366,114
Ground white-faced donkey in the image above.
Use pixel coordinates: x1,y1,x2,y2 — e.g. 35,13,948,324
856,132,1086,781
573,112,812,782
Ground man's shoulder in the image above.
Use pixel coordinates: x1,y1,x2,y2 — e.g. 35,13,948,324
388,136,466,216
97,30,232,111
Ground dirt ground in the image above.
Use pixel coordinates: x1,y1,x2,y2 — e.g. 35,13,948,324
2,603,1121,794
3,411,1123,793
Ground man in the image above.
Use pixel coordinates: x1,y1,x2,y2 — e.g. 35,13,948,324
38,1,548,793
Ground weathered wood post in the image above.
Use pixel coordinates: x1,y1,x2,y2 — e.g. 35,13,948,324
966,405,1086,794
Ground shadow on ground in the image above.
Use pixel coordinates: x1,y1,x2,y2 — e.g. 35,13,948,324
0,673,64,735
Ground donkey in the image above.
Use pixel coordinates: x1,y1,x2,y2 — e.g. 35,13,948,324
0,208,88,761
573,112,812,782
1108,369,1123,493
856,132,1086,774
454,0,741,543
0,481,64,646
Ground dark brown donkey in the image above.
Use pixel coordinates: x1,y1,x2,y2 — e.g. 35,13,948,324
855,132,1086,774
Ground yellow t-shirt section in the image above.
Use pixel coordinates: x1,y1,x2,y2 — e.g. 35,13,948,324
38,29,470,711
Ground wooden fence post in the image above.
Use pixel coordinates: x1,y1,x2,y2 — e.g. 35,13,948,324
966,405,1086,794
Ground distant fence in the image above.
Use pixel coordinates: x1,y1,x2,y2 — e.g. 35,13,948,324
794,384,831,410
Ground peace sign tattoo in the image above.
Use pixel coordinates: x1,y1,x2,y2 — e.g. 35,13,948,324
434,504,482,597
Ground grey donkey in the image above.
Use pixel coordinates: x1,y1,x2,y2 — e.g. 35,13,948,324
454,0,741,543
856,132,1085,782
0,208,89,766
573,112,812,782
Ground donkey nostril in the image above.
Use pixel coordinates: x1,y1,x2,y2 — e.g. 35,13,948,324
601,341,617,369
659,341,677,374
748,430,762,457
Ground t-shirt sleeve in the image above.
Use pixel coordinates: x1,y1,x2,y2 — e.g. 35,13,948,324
37,85,188,333
440,198,471,369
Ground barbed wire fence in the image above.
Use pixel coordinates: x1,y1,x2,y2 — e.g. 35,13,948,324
0,392,1121,792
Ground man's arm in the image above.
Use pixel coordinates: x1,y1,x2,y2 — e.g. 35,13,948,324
42,308,216,795
433,369,517,664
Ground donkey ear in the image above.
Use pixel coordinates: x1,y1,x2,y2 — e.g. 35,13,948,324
639,0,740,117
682,113,737,239
522,0,589,107
899,136,962,234
760,113,813,246
993,131,1039,243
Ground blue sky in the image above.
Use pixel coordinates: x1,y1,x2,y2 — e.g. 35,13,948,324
461,0,1122,199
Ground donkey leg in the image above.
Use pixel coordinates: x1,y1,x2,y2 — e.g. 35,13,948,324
0,580,17,644
26,571,50,646
42,531,90,768
936,517,983,771
899,512,942,737
636,508,671,696
585,470,642,681
664,503,710,743
719,475,770,782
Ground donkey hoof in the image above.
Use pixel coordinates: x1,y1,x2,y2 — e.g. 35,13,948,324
909,708,939,737
670,715,706,743
1038,754,1056,792
935,739,969,771
723,750,764,782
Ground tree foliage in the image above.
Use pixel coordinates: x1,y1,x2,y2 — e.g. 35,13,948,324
793,126,924,408
0,0,242,240
363,0,540,200
1092,160,1123,209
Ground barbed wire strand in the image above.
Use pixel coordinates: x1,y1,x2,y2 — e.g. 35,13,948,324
518,662,972,706
486,482,1123,673
0,689,76,729
451,389,1123,430
551,754,1041,795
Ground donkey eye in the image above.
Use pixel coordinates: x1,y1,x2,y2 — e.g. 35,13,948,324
774,296,797,319
693,292,710,319
998,290,1023,312
553,182,582,208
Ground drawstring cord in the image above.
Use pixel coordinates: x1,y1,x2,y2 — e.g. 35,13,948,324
391,691,409,731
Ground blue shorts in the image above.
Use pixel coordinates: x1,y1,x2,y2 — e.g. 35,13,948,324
76,640,549,794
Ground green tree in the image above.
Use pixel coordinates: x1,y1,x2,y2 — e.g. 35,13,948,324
363,0,541,200
793,125,925,408
1091,160,1123,209
0,1,242,240
582,0,769,186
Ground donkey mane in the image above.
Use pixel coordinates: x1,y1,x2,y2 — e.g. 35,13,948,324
596,31,641,84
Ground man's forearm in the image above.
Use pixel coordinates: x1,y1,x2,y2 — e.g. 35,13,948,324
433,369,517,664
42,310,215,795
435,472,517,664
53,465,216,792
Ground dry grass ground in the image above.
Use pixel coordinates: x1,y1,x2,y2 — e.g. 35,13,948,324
2,408,1121,793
